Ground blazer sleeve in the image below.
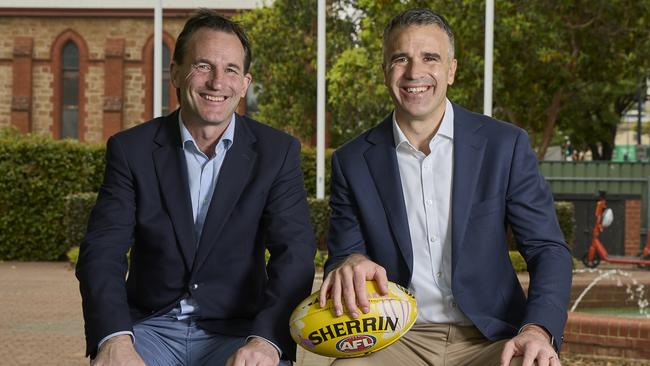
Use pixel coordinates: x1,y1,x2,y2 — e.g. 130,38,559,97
506,129,573,350
75,136,136,357
323,151,368,274
251,138,316,358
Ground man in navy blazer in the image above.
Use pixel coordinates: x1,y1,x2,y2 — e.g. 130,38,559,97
319,8,572,366
76,10,315,366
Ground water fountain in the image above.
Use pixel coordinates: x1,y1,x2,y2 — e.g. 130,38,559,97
561,268,650,360
570,268,648,317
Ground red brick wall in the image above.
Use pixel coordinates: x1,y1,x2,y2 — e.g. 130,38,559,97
563,312,650,359
103,38,124,140
10,37,32,133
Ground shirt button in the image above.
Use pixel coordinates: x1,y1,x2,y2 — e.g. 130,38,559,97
436,272,442,278
423,164,430,170
430,235,438,243
451,302,457,308
191,283,199,290
426,199,433,205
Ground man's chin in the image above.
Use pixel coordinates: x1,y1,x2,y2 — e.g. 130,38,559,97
198,112,234,126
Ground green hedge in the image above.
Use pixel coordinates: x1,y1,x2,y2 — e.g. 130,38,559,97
62,193,569,273
300,146,333,197
307,197,330,250
0,130,104,260
63,192,97,248
1,129,575,263
554,201,575,248
0,131,329,261
509,251,527,272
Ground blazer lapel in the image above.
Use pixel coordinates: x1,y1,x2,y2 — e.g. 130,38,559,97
364,116,414,275
193,115,257,272
152,110,197,271
451,104,487,270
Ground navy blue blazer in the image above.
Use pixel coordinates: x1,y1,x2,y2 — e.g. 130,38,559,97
325,103,572,350
76,110,316,360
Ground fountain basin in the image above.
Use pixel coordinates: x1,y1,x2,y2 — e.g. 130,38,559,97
578,307,649,318
518,268,650,360
563,312,650,360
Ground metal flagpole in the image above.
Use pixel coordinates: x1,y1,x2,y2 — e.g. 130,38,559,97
316,0,326,199
153,0,163,118
483,0,494,117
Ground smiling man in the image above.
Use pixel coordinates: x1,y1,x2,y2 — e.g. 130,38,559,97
320,8,572,366
76,9,315,366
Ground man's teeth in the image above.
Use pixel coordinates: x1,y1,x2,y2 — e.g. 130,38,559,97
406,86,428,94
203,94,226,102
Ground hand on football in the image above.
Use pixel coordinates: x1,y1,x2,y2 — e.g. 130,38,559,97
318,253,389,318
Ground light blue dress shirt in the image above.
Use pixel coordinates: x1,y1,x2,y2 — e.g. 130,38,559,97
179,114,282,355
177,113,235,318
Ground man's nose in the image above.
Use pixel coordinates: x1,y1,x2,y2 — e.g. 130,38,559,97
404,59,423,79
206,68,223,89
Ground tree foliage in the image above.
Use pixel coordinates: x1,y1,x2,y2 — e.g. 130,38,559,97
239,0,650,155
236,0,354,142
491,0,650,159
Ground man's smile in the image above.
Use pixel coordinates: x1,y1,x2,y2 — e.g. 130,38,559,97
200,93,228,103
403,86,431,94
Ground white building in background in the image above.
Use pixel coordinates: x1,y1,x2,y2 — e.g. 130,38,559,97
614,77,650,161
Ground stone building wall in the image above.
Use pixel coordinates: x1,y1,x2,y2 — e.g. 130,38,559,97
0,11,229,142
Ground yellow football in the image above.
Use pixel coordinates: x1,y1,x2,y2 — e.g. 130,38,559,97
289,280,418,358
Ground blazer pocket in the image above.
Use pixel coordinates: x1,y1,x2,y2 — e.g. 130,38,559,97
469,195,503,219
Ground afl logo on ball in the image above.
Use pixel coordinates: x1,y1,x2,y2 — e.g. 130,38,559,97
335,335,377,353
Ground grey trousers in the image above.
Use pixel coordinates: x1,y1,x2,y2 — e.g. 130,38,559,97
133,310,291,366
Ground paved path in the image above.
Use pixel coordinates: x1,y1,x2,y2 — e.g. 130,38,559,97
0,262,86,366
0,262,331,366
2,261,650,366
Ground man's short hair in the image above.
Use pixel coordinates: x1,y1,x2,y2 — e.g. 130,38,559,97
173,8,252,73
382,8,455,62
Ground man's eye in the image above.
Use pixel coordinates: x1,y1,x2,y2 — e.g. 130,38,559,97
196,64,212,72
226,67,238,74
392,57,407,65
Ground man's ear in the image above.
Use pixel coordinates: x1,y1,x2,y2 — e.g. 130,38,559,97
447,58,457,85
240,73,252,98
171,62,181,88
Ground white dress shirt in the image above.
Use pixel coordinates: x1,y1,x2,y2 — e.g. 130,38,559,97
393,98,472,325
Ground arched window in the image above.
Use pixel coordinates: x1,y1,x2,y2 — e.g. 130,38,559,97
143,33,176,120
61,41,79,139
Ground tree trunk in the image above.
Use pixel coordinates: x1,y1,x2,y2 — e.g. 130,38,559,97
537,90,563,160
589,143,602,160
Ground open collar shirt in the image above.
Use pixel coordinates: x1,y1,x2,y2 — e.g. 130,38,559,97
392,98,472,325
